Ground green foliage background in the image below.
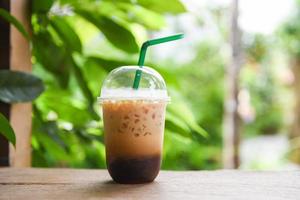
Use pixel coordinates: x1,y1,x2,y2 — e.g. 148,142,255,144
30,0,214,169
28,0,285,169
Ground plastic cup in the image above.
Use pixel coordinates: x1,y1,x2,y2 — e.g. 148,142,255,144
98,66,169,184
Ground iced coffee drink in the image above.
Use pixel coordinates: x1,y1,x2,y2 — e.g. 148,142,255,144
99,66,169,184
103,99,166,183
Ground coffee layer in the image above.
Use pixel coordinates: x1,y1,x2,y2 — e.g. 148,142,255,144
108,154,161,184
102,100,166,158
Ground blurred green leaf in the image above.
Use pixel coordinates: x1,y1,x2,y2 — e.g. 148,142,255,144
58,0,94,6
32,0,54,13
70,58,99,120
58,0,76,5
75,9,139,53
0,70,44,103
168,91,208,138
36,88,92,126
35,131,69,163
88,1,127,19
32,108,70,165
137,0,186,14
0,8,30,40
50,16,82,52
0,113,16,147
32,31,70,87
103,0,131,2
244,34,268,63
165,112,191,137
116,3,166,30
81,58,108,97
279,9,300,57
86,56,133,72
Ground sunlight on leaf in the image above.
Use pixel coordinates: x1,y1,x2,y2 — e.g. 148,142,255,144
168,89,208,138
50,16,82,52
75,8,139,53
137,0,186,14
116,3,166,30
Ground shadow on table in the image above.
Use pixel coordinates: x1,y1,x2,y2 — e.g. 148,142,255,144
74,179,161,198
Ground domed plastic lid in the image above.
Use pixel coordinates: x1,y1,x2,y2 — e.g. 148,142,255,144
98,66,169,102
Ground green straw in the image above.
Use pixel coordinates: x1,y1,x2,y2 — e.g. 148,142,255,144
132,33,184,89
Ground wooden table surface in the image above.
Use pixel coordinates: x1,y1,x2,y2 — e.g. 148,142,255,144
0,168,300,200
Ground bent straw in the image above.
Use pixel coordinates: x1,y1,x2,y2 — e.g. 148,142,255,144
132,33,184,89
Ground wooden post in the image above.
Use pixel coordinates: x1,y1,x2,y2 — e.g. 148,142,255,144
9,0,32,167
222,0,242,169
0,0,10,167
289,58,300,163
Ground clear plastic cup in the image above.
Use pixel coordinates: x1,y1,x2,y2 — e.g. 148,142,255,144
98,66,169,184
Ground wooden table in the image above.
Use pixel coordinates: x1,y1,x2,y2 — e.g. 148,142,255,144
0,168,299,199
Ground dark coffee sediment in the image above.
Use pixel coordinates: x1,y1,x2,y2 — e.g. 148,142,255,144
102,100,167,184
107,154,161,184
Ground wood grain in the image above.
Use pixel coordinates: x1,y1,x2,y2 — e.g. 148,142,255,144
9,0,32,167
0,168,300,200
